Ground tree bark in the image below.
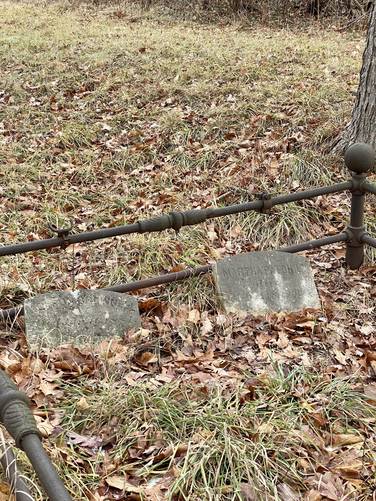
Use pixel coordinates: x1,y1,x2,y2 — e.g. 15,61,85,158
334,2,376,151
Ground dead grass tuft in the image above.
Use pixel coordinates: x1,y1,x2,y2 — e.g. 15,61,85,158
50,366,375,500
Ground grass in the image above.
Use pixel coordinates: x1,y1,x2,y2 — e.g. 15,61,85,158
1,2,376,500
0,0,370,308
21,364,373,500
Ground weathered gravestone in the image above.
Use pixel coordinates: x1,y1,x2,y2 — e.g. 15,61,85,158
213,251,320,315
24,290,141,348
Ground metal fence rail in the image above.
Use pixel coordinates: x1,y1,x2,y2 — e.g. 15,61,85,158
0,143,375,321
0,180,353,258
0,232,351,322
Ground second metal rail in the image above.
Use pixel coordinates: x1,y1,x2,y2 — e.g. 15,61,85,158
0,232,350,322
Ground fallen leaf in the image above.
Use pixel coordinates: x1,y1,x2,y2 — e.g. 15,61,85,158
277,483,300,501
35,418,54,437
201,318,213,335
76,396,90,411
39,379,58,396
135,351,158,366
240,482,263,500
67,431,103,449
188,309,200,323
106,476,142,493
317,472,345,500
363,384,376,404
305,490,322,501
330,434,364,447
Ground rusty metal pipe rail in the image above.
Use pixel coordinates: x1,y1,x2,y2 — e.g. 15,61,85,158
0,232,349,322
0,265,212,322
0,370,72,501
362,233,376,248
0,181,353,258
279,232,348,253
210,181,353,218
0,442,32,501
364,181,376,195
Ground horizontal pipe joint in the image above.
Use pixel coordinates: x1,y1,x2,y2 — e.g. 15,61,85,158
350,173,368,194
344,226,366,247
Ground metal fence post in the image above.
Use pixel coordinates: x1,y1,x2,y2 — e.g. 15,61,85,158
344,143,375,269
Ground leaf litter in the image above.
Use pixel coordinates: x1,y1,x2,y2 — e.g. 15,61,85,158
0,2,375,499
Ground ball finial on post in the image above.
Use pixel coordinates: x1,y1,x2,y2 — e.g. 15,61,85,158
344,143,375,174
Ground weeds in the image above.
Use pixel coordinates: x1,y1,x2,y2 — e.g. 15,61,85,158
47,366,375,500
0,4,375,500
0,1,365,308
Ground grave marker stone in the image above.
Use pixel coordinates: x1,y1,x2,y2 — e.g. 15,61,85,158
24,290,141,348
213,251,320,315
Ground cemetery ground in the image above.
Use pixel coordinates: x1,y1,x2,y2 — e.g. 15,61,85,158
0,2,376,500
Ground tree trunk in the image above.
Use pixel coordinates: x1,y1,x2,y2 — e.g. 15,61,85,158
334,2,376,151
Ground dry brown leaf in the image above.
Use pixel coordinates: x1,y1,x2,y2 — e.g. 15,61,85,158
67,431,103,449
363,384,376,404
240,482,264,500
0,482,14,501
331,449,364,479
0,493,13,501
135,351,158,366
106,476,142,493
309,411,328,427
317,472,345,500
359,323,374,336
139,298,164,314
0,352,22,373
365,350,376,362
304,490,322,501
76,396,90,411
277,483,300,501
35,417,54,437
51,346,94,374
333,349,347,366
276,332,289,349
201,318,213,335
188,309,200,323
330,433,364,447
333,460,363,479
293,426,325,449
39,379,58,396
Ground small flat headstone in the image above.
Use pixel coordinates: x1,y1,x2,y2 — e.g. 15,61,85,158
24,290,141,348
213,251,320,315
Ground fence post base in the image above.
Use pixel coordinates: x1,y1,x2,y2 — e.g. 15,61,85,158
345,226,366,270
